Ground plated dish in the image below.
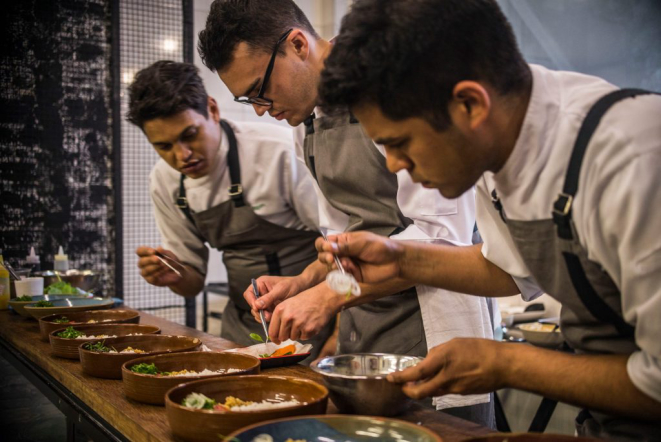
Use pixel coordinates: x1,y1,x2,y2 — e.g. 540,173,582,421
122,351,260,405
225,340,312,369
225,414,442,442
49,323,160,359
39,309,140,341
24,297,114,320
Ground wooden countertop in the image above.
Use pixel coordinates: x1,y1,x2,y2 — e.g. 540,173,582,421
0,308,493,442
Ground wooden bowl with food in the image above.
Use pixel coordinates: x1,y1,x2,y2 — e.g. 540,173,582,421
79,335,202,379
122,351,260,405
39,309,140,341
165,375,328,442
9,294,90,318
49,323,160,360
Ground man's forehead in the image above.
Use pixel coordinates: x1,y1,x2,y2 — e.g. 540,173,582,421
218,42,270,96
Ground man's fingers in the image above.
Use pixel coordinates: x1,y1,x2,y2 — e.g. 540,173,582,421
136,246,155,257
401,377,447,400
387,358,438,384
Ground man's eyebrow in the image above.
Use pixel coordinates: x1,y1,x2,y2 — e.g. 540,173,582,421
238,78,260,98
150,124,196,145
373,136,408,145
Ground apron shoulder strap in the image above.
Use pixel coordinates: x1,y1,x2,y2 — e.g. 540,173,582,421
552,88,657,339
176,174,197,226
220,119,245,208
553,88,655,239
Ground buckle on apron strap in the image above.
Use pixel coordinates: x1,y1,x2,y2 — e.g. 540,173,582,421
553,193,573,216
176,196,188,209
228,184,243,196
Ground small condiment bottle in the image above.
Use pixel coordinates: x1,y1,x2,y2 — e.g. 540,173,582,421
26,247,41,272
54,246,69,272
0,251,10,309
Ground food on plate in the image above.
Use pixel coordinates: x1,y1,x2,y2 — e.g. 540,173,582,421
55,326,118,340
44,281,78,295
34,300,54,307
326,270,361,299
15,295,33,302
251,436,307,442
181,393,300,412
53,316,72,324
129,362,241,377
260,344,296,358
250,333,265,343
83,341,117,353
519,322,560,332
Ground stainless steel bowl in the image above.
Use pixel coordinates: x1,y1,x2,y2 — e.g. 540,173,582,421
310,353,423,416
35,270,101,293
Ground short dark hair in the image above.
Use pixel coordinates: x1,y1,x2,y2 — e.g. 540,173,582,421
319,0,532,131
126,61,209,129
198,0,319,73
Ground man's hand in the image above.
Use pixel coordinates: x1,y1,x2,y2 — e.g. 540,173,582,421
268,282,344,344
315,232,404,284
136,246,184,287
244,275,305,322
388,338,506,399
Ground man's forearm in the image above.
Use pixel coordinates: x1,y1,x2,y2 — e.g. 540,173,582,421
398,242,519,297
168,265,205,297
296,259,330,291
500,343,661,421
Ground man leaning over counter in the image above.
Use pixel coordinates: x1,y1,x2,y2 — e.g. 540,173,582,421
197,0,495,427
316,0,661,440
127,61,334,359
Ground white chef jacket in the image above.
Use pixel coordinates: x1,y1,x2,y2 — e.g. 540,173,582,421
151,120,319,276
476,64,661,403
294,110,493,409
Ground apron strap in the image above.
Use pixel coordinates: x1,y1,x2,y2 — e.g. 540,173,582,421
220,119,245,208
552,88,656,338
553,89,655,239
176,174,197,226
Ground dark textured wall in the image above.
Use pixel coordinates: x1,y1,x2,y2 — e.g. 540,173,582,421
0,0,115,294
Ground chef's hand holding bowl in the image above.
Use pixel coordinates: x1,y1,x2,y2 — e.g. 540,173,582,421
315,231,404,285
136,246,184,287
388,337,506,399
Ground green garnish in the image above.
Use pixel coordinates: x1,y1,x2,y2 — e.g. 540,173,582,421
130,363,161,375
34,300,54,307
44,281,77,295
83,341,116,353
56,326,84,339
249,333,264,343
15,295,33,302
53,317,71,324
182,392,216,409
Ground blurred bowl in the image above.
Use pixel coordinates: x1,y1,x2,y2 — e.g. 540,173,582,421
80,335,202,379
464,433,602,442
311,353,423,416
9,294,91,318
517,323,564,349
225,414,442,442
39,309,140,341
49,323,160,359
122,351,260,404
24,297,114,320
165,375,328,442
36,269,101,293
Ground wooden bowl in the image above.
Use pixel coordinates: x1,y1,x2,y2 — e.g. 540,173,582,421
49,324,160,360
25,297,114,320
165,375,328,442
464,434,602,442
9,295,90,318
80,335,202,379
39,309,140,341
122,351,260,405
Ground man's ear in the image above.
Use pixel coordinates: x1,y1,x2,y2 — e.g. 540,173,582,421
449,81,491,131
208,96,221,122
289,29,310,62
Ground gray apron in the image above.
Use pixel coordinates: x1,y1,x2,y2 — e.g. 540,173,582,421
303,112,427,357
492,89,660,440
177,120,334,361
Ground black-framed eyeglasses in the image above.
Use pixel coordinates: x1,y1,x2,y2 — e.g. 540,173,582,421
234,29,293,108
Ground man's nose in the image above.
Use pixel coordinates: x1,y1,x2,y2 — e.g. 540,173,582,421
253,103,268,117
385,151,409,174
175,143,192,162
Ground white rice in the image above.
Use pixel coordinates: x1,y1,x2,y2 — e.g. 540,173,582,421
75,334,118,340
170,368,243,377
231,399,301,411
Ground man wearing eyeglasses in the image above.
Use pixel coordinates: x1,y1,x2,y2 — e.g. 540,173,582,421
198,0,495,427
127,61,335,358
